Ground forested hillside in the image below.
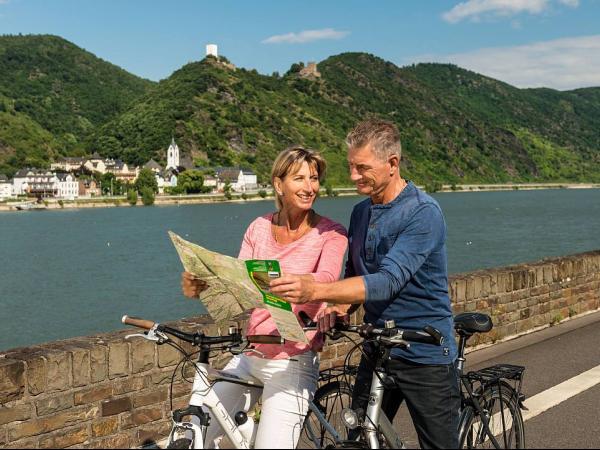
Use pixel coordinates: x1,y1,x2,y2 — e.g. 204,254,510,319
0,35,153,174
1,35,599,185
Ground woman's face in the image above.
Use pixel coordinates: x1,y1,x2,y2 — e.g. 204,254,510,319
277,161,320,211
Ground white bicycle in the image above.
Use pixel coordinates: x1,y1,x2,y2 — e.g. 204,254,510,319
122,315,355,449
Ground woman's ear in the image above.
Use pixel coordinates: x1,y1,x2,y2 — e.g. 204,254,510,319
273,177,284,196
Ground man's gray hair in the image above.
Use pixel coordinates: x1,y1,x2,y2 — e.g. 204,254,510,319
346,119,402,161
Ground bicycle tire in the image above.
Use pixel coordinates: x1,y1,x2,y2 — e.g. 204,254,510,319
167,438,193,449
298,381,354,449
460,381,525,449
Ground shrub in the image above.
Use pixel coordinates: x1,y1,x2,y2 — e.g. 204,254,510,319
127,190,138,206
241,192,248,200
258,189,267,199
58,199,64,208
141,187,155,206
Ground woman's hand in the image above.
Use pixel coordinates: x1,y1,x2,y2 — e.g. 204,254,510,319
181,272,209,298
269,274,316,304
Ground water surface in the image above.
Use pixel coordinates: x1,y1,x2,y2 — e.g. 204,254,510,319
1,189,598,350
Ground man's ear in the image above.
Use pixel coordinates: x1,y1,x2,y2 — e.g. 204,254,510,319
388,154,400,174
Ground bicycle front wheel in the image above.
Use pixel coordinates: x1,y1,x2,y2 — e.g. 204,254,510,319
298,381,354,449
461,382,525,449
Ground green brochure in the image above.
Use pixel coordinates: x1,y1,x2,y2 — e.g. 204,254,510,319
246,260,308,343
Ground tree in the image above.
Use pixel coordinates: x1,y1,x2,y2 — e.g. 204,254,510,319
177,170,204,194
135,168,158,194
99,172,124,196
286,62,305,76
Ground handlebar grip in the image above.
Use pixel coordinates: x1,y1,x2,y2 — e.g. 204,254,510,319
247,335,285,345
401,327,444,346
122,315,155,330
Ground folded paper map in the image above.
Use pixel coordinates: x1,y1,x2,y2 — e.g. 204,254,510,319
169,231,308,343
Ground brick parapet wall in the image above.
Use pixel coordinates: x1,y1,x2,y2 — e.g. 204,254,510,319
1,251,599,448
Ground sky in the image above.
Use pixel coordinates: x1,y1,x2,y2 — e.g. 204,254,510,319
1,0,600,90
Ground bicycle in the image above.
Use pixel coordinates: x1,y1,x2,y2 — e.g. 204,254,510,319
121,315,442,449
455,312,526,449
305,312,526,449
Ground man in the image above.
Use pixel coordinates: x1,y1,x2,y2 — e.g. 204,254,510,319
270,119,460,449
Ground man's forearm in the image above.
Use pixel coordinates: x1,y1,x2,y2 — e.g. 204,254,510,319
313,276,366,304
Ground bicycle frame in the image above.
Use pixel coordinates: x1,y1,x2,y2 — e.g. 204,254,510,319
169,360,259,449
169,358,345,449
362,366,406,449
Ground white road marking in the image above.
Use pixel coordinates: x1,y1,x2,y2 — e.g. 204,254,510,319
522,364,600,422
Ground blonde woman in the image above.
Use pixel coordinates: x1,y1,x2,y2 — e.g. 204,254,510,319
182,147,348,448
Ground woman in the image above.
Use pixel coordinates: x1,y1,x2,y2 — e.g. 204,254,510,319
181,147,348,449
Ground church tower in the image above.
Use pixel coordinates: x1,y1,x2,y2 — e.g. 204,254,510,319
167,137,180,170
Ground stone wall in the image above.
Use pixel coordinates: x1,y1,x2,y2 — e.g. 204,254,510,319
1,251,599,448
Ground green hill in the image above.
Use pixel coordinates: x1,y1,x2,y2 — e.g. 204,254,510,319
0,34,154,176
93,52,600,184
1,36,599,185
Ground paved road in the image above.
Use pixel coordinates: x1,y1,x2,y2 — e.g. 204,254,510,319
392,310,600,448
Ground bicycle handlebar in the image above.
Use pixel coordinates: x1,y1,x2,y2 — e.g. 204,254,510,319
122,315,285,347
322,321,443,346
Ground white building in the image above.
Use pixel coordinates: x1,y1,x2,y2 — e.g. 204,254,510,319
167,138,180,170
157,168,178,194
56,173,79,199
11,169,80,199
12,169,58,197
206,44,218,58
51,157,86,172
0,174,13,199
215,168,258,192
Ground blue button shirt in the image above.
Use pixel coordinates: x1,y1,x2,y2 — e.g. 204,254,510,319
346,182,457,365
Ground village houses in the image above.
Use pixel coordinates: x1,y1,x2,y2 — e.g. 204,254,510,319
4,137,259,199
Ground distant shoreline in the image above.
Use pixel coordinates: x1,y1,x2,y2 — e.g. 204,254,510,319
1,183,599,212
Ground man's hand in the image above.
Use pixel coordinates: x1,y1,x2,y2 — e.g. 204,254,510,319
317,305,352,333
181,272,209,298
269,275,316,304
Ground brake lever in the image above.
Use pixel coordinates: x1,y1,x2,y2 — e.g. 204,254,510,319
126,325,169,344
126,332,158,341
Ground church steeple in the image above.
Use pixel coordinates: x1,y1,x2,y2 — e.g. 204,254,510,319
167,137,180,170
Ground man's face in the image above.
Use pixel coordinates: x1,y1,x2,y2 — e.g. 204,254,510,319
347,144,392,197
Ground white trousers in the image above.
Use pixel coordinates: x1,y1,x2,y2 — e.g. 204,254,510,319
204,351,319,449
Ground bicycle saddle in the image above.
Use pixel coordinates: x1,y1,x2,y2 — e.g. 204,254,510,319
454,313,493,335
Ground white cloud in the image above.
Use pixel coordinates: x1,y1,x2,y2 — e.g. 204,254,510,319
262,28,349,45
409,35,600,90
443,0,579,23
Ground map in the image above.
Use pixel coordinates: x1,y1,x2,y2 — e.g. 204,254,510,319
169,231,308,343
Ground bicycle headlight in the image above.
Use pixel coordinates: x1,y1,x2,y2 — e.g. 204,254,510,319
341,408,360,430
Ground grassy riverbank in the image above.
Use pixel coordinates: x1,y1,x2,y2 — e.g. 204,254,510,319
1,183,599,212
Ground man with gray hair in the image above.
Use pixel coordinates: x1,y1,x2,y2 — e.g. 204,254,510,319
271,118,460,448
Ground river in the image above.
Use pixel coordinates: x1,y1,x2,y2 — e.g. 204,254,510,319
0,188,599,350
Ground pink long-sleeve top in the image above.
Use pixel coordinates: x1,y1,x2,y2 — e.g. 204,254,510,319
239,212,348,360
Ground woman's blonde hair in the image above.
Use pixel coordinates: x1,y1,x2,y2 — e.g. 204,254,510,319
271,146,327,210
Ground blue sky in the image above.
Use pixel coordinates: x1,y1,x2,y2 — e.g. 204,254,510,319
1,0,599,90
